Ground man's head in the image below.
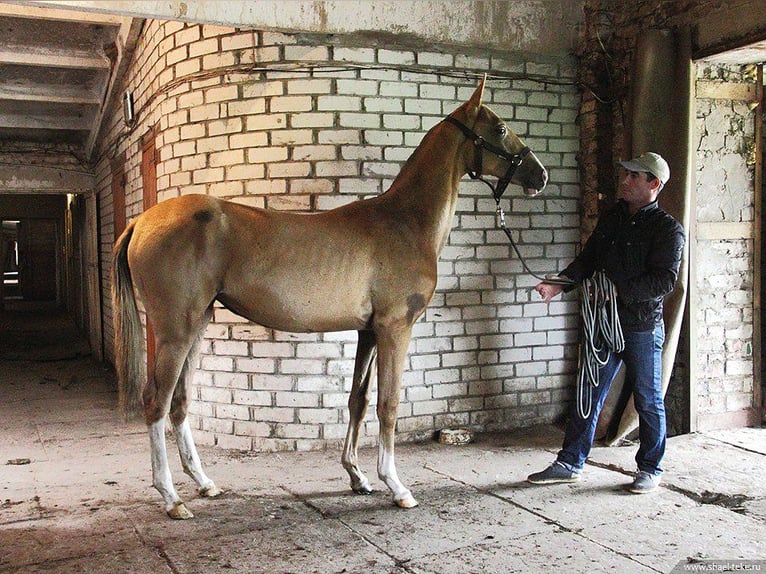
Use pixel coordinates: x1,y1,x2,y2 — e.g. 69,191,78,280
618,152,670,191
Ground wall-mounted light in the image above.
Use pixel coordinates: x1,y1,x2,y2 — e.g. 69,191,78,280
123,90,135,127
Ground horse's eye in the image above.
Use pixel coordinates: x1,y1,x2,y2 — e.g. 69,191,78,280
496,124,507,137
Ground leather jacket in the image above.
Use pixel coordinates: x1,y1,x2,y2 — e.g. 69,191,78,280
560,199,685,332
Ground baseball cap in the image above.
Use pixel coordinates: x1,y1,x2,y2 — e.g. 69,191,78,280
618,152,670,185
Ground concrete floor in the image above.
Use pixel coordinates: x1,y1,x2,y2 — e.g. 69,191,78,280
2,309,766,573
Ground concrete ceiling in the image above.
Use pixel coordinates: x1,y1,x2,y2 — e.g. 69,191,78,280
0,3,139,160
0,0,763,169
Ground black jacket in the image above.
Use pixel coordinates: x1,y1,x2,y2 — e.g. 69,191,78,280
561,199,685,332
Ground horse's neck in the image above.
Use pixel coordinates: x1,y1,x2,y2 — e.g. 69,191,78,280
382,123,465,254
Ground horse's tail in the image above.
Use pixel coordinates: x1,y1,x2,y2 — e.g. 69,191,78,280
111,223,145,420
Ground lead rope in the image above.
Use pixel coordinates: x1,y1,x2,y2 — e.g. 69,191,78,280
494,200,622,418
495,200,574,285
576,270,624,419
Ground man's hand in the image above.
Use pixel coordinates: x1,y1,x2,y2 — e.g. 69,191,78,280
535,281,565,303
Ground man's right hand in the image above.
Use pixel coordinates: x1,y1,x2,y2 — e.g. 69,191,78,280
535,281,565,303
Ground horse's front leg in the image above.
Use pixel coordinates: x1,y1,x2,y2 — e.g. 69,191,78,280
375,323,418,509
342,330,377,494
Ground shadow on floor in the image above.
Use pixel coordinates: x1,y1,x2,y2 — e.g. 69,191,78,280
0,301,91,361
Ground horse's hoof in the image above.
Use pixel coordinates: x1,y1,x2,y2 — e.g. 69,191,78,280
352,484,373,495
167,502,194,520
394,493,419,509
199,484,223,498
350,476,373,495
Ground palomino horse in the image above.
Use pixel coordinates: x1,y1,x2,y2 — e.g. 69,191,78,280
112,77,547,519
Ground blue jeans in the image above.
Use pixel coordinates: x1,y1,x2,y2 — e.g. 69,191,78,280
557,325,666,475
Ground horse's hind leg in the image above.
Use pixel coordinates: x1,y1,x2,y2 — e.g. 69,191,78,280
172,420,222,498
145,331,205,520
341,330,377,494
169,323,222,499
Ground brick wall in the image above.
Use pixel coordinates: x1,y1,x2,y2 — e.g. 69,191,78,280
694,64,757,422
97,20,581,451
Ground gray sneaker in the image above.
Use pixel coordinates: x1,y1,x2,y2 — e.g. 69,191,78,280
527,461,581,484
627,471,661,494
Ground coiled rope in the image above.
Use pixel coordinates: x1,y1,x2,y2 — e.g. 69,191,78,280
576,270,624,419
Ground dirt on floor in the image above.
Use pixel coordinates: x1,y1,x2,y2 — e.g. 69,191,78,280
1,307,765,573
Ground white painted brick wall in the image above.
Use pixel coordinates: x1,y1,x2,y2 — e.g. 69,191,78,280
693,64,756,420
99,21,581,451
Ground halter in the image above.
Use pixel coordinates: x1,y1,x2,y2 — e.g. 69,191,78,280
445,114,572,289
444,115,530,200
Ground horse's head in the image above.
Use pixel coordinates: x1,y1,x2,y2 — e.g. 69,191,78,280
449,76,548,198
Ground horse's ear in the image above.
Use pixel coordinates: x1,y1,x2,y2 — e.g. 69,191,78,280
466,74,486,118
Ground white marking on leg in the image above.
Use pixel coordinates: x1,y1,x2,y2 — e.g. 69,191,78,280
149,418,185,513
174,419,221,497
378,443,417,508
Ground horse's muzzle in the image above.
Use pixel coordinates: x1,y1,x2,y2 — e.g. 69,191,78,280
524,168,548,196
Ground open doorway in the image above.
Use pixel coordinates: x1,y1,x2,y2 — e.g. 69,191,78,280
0,202,63,311
687,60,763,431
1,220,19,303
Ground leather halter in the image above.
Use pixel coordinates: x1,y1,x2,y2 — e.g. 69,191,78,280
444,115,530,200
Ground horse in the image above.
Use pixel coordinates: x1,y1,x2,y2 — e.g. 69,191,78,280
112,76,548,519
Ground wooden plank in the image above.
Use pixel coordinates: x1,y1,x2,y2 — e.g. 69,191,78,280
0,111,92,131
0,47,110,69
753,65,763,426
0,84,100,104
697,221,754,240
83,192,103,360
0,165,94,193
696,80,759,102
0,2,123,25
86,18,141,158
693,0,766,61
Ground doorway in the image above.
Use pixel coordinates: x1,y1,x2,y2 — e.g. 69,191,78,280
1,220,19,304
0,195,65,310
0,193,102,360
688,61,763,431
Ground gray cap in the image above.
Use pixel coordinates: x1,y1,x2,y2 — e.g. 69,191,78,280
618,152,670,185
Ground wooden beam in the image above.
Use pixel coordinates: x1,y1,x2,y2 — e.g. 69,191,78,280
0,164,94,193
754,64,763,421
0,47,110,69
0,84,100,104
0,194,67,218
693,0,766,61
697,221,755,240
0,2,123,25
0,111,92,131
86,17,142,158
696,80,760,103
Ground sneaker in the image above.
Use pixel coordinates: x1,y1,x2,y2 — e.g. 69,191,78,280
527,461,581,484
627,471,661,494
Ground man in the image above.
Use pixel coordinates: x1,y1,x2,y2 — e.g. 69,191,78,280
528,152,685,493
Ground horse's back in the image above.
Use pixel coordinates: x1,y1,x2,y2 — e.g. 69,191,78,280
128,194,378,332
